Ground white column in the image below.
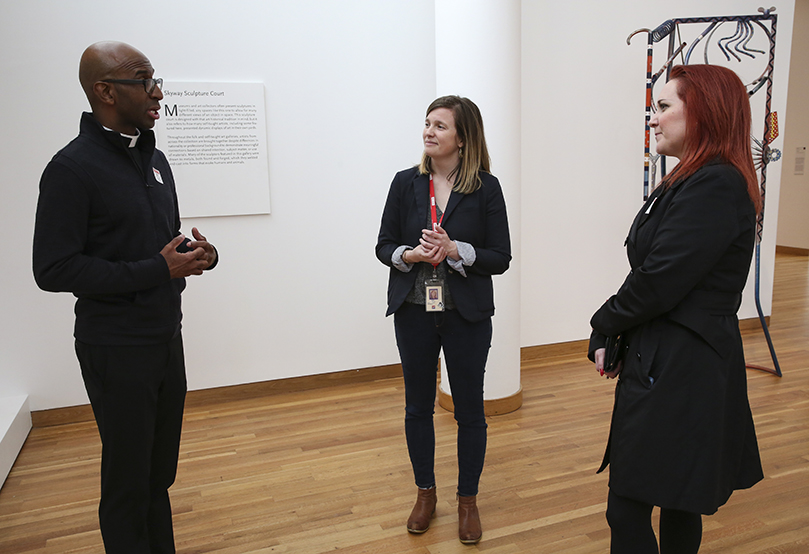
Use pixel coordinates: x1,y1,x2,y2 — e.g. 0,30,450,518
435,0,522,413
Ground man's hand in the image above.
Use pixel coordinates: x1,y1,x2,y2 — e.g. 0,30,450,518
188,227,217,268
160,230,214,279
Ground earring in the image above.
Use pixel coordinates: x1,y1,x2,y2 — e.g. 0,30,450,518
458,147,463,158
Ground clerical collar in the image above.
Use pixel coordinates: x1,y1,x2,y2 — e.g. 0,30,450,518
102,125,140,148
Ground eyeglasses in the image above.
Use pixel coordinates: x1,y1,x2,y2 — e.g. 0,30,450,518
101,78,163,95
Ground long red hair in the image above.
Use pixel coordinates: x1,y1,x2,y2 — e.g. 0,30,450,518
660,65,761,214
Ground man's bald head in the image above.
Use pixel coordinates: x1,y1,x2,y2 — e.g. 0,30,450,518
79,41,152,107
77,41,161,134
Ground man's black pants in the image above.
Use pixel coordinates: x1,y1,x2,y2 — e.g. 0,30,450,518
76,333,186,554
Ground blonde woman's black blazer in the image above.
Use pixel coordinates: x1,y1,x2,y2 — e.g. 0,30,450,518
376,167,511,323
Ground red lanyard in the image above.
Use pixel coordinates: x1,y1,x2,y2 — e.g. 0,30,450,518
429,175,444,232
428,175,444,269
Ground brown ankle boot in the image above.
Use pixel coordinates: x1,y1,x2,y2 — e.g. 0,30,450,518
406,486,437,533
458,494,482,544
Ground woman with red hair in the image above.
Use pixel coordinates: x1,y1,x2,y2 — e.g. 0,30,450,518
589,64,764,553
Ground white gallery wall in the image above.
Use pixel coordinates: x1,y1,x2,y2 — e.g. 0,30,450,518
776,0,809,249
0,0,795,412
0,0,436,410
521,0,794,346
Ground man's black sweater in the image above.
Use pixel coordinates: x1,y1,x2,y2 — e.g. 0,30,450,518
34,112,188,345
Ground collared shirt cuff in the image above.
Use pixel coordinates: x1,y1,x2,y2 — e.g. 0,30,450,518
393,245,414,272
447,241,475,277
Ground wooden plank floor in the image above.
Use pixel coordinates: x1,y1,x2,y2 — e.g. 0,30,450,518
1,252,807,553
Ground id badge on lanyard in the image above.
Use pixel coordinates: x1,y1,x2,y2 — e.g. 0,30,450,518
426,175,444,312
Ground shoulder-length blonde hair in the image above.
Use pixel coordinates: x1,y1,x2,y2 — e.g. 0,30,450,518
418,95,491,194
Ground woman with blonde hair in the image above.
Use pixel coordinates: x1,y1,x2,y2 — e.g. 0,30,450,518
376,95,511,544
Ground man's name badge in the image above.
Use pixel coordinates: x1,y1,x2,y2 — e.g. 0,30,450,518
425,278,444,312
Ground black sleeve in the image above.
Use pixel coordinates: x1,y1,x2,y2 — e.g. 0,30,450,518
591,166,746,337
33,160,169,294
